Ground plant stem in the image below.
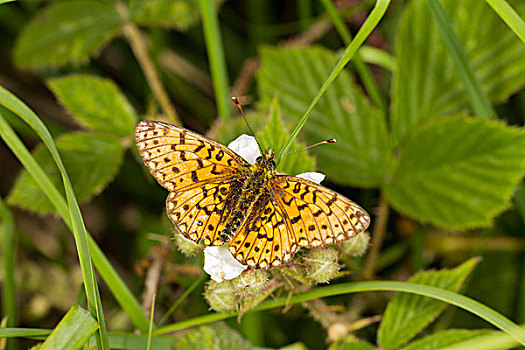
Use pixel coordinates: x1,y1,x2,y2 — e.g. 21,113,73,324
363,195,389,279
153,280,525,346
116,2,180,125
198,0,231,120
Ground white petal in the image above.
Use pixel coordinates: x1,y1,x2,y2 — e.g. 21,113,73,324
203,246,248,282
227,135,261,164
296,172,325,184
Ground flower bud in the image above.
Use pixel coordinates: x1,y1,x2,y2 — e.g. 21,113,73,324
173,233,204,257
231,269,270,296
203,280,238,313
337,232,370,257
302,247,339,283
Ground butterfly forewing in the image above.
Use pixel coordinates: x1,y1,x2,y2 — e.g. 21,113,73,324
274,176,370,246
135,121,249,192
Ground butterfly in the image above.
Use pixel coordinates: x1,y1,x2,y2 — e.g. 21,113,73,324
135,120,370,269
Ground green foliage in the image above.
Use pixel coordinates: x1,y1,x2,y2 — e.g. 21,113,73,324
48,75,137,136
207,112,267,146
257,46,391,187
378,258,479,349
2,0,525,349
40,304,98,350
8,132,124,214
400,329,509,350
13,1,122,69
391,0,525,145
384,115,525,229
175,323,263,350
335,341,376,350
128,0,203,30
256,96,315,175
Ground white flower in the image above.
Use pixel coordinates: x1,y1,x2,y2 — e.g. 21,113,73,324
296,172,325,184
203,135,325,281
203,246,248,282
227,134,260,164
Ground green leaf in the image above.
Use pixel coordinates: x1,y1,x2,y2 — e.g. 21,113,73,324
384,115,525,229
129,0,204,30
47,75,137,137
335,341,377,350
378,258,480,349
175,322,262,350
392,0,525,144
207,112,267,146
400,329,515,350
8,132,124,214
257,46,391,188
13,1,122,69
40,304,98,350
257,96,315,175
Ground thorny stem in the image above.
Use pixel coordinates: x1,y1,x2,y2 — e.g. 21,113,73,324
116,2,180,125
363,195,389,279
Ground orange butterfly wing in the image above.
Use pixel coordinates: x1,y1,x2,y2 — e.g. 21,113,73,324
135,121,248,244
228,175,370,268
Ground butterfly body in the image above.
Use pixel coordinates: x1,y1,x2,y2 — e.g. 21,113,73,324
136,121,370,269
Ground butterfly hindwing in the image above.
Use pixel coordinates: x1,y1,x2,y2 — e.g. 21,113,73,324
228,191,297,268
167,180,244,245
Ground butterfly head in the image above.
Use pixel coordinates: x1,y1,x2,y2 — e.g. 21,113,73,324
255,148,276,170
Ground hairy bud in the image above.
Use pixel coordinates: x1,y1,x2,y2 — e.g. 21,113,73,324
337,232,370,257
203,280,238,313
302,247,339,283
232,269,270,296
173,233,204,257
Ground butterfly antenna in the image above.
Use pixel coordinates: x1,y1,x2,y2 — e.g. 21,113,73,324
275,138,336,158
232,97,264,154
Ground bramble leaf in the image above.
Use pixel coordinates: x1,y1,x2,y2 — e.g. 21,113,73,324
257,46,391,188
378,258,480,349
392,0,525,145
384,115,525,229
8,132,124,214
48,75,137,137
129,0,205,30
400,329,512,350
257,96,316,175
176,323,262,350
13,1,122,69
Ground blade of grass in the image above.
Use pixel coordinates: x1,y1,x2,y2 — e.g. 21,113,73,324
146,294,156,350
0,109,148,332
199,0,231,120
0,105,148,334
426,0,497,118
357,45,395,71
0,197,18,350
277,0,391,160
320,0,386,112
152,281,525,347
0,87,145,333
0,111,108,350
485,0,525,44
